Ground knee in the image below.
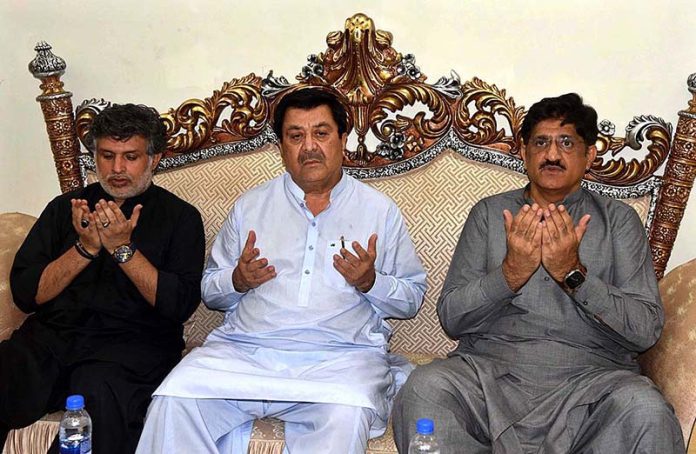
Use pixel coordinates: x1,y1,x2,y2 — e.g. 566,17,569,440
398,362,461,407
605,379,676,423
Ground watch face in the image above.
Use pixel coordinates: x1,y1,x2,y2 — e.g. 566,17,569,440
565,270,586,289
113,244,134,263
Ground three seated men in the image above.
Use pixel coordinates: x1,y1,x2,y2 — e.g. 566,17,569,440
5,90,683,454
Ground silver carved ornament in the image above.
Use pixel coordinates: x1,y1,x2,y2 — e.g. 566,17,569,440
28,41,67,79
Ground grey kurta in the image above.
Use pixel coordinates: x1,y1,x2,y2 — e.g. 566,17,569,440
426,186,681,452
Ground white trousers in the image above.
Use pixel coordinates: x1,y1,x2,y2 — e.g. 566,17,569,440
136,396,376,454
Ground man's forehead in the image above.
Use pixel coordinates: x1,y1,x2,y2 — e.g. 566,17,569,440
96,135,149,152
282,106,337,130
530,118,579,137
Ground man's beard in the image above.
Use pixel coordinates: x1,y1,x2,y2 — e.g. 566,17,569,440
97,164,154,201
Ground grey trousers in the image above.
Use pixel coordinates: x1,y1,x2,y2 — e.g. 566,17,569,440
391,356,685,454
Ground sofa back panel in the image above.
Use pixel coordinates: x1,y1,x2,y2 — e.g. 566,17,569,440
141,146,652,355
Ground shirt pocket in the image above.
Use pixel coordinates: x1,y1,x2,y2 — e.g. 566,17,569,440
323,240,350,288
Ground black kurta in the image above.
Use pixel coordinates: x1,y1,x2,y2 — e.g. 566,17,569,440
1,182,205,454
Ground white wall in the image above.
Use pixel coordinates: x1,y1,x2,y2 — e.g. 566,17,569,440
1,0,694,271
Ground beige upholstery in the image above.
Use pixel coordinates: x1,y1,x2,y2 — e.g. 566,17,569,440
0,212,35,342
640,257,696,444
0,147,683,453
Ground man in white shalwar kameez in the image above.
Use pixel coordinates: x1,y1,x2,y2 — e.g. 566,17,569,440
136,88,427,454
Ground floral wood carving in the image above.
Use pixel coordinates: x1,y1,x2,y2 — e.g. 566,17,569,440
70,13,674,187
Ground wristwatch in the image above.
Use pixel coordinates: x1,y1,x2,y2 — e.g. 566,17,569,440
112,242,136,264
563,265,587,292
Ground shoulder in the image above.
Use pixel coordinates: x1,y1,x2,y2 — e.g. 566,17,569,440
347,175,397,210
149,185,203,223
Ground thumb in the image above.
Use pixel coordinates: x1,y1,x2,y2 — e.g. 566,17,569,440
503,209,513,233
130,204,143,229
575,214,591,242
368,233,378,256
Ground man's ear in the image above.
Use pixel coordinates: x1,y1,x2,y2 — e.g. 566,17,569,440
586,144,597,171
520,143,528,169
341,132,348,151
151,153,162,170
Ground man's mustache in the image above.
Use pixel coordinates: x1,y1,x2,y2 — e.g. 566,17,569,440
540,160,565,170
299,150,325,164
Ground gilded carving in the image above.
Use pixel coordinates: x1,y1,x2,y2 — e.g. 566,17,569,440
28,21,696,281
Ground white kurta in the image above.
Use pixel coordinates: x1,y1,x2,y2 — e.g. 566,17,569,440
154,172,427,430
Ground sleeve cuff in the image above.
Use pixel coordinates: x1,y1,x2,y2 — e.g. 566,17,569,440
481,265,518,303
364,271,392,299
571,274,607,316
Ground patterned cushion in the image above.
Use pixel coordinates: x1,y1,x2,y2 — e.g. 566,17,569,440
0,212,36,341
639,258,696,443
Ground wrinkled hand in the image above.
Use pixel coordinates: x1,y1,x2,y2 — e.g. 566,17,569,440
232,230,276,293
71,198,101,255
541,204,590,282
502,204,543,291
94,199,141,253
333,234,377,293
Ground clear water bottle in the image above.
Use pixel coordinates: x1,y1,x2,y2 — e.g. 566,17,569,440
59,394,92,454
408,418,440,453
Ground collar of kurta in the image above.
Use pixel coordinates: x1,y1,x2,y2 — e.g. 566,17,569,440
520,184,585,208
283,171,349,208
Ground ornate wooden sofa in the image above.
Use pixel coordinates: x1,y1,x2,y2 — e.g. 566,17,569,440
2,13,696,454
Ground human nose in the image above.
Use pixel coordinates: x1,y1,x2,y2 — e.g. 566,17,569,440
302,134,316,151
112,155,126,173
545,140,561,159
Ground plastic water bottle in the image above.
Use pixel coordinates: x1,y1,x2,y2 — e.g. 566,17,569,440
408,418,441,453
59,394,92,454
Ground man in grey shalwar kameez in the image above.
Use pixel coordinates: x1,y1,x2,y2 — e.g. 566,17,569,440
392,93,684,453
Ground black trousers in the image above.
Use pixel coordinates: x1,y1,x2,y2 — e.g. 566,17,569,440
0,321,178,454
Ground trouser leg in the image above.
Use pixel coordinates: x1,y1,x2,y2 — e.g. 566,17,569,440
569,374,685,454
0,325,62,432
271,402,374,454
46,358,172,454
137,396,260,454
392,357,491,454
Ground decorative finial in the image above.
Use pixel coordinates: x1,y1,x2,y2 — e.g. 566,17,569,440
28,41,67,78
687,73,696,93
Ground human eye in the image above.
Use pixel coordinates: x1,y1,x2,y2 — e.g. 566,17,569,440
125,153,138,161
100,152,114,160
315,130,329,139
559,137,575,150
533,137,549,149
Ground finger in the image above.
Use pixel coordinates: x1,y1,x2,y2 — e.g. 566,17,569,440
94,201,110,226
532,220,543,246
523,205,544,238
254,267,277,285
108,201,128,224
130,204,142,229
99,200,118,224
339,248,361,266
333,257,353,279
555,205,574,235
240,230,257,260
351,240,370,262
246,257,270,272
503,209,513,233
575,214,592,242
544,204,562,239
367,234,377,257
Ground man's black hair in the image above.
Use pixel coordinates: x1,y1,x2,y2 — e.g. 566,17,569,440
272,88,349,140
520,93,598,146
85,103,168,155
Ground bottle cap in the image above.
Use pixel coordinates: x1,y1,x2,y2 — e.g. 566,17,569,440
65,394,85,411
416,418,434,435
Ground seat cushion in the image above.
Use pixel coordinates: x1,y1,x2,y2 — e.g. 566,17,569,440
0,212,36,341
